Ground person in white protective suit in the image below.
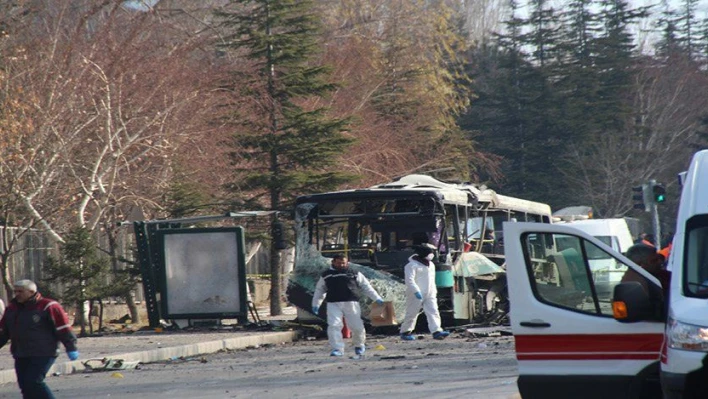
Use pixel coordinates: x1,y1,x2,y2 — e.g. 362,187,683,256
312,254,384,358
399,243,450,341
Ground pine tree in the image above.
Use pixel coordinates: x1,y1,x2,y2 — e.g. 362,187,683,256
554,0,650,216
472,0,533,193
216,0,355,315
594,0,647,132
460,0,569,204
675,0,701,59
555,0,603,143
655,4,682,59
656,0,702,61
43,227,111,336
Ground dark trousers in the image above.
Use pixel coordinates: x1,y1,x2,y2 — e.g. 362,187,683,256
14,356,56,399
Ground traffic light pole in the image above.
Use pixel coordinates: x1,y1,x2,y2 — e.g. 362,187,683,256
646,179,661,247
633,179,663,248
650,201,661,248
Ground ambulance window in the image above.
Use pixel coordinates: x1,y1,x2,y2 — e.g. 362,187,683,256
583,239,629,315
523,233,626,317
685,215,708,297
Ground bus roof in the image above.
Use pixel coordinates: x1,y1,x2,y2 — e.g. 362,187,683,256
393,175,551,215
491,194,552,216
295,174,551,215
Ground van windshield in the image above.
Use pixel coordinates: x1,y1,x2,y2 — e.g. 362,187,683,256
684,215,708,298
589,236,617,258
555,235,616,260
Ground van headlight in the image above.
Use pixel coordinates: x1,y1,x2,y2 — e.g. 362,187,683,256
667,318,708,351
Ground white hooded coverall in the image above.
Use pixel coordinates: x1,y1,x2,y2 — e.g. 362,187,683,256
399,255,442,334
312,268,382,351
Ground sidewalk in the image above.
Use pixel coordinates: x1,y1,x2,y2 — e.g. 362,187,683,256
0,306,302,386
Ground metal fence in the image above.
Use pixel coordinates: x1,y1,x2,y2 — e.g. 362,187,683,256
0,225,272,303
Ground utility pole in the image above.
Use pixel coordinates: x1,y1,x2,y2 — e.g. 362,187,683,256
648,179,661,248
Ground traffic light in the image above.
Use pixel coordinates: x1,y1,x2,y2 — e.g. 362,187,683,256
633,180,666,212
652,183,666,203
632,184,651,212
632,185,646,211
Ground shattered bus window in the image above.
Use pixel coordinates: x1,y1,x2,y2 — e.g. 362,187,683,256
286,175,552,327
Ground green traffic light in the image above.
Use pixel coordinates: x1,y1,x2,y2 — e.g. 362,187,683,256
652,183,666,203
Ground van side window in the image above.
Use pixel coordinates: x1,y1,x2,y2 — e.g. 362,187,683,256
523,233,631,317
685,218,708,297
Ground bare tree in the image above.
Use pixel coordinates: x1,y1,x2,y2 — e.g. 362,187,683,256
564,54,708,219
0,1,220,319
316,0,481,186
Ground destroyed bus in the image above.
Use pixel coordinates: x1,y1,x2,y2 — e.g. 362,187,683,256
286,174,553,328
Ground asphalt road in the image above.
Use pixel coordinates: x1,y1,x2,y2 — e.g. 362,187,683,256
0,331,520,399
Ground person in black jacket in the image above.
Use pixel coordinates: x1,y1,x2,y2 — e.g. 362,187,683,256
312,254,384,358
0,280,79,399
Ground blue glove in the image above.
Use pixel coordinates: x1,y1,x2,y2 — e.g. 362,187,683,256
375,299,384,305
312,306,319,315
414,292,423,300
67,351,79,361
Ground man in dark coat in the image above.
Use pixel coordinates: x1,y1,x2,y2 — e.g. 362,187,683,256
0,279,79,399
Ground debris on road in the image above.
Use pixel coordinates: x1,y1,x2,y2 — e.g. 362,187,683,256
464,326,512,338
83,358,140,372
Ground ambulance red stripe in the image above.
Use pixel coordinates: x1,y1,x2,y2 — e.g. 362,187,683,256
515,333,663,357
517,353,660,360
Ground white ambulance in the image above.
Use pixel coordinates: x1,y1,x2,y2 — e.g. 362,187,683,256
504,150,708,398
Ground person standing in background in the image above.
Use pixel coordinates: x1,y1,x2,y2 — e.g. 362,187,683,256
312,254,384,358
0,279,79,399
400,243,450,341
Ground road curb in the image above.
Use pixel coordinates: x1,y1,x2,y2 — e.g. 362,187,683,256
0,331,300,386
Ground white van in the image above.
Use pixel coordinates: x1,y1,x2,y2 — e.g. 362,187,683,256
503,149,708,399
661,149,708,397
561,219,635,297
563,218,635,253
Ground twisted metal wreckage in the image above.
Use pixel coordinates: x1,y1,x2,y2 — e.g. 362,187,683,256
286,174,553,330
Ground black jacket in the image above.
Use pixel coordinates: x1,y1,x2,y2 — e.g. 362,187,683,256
0,293,78,358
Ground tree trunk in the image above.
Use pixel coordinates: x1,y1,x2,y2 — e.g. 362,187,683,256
87,300,93,335
1,254,12,304
125,290,140,324
269,242,282,316
76,301,87,336
98,298,104,332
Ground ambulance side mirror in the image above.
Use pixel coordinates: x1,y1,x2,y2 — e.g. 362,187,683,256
612,282,654,322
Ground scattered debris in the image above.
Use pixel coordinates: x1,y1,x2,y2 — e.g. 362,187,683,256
83,358,140,373
110,372,124,379
380,355,406,360
465,326,512,338
374,344,386,351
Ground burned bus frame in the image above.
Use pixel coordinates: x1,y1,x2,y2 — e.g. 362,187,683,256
287,175,553,327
